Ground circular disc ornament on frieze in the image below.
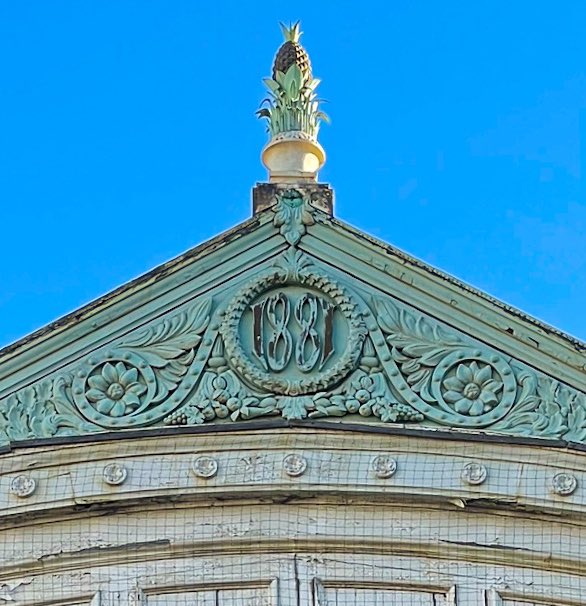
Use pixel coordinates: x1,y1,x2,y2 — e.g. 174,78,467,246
220,267,367,395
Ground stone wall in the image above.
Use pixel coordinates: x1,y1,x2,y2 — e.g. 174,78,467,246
0,427,584,605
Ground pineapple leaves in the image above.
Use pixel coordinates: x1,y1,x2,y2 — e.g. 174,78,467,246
279,21,302,43
258,63,328,139
307,78,321,91
275,70,287,87
283,64,302,99
263,78,280,94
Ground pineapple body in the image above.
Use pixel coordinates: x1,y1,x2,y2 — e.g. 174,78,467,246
272,22,312,81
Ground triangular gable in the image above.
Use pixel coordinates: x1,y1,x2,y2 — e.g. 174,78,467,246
1,185,585,447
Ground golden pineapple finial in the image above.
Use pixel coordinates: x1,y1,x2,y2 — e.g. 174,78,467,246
258,22,327,183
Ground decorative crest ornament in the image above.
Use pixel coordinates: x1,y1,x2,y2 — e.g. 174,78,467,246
273,189,315,245
258,22,327,182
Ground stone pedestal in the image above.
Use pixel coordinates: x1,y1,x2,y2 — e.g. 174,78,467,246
252,182,334,215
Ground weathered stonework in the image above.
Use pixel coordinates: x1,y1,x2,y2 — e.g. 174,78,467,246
1,428,586,604
252,182,333,215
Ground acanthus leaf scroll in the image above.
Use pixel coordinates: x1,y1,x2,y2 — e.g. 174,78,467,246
71,298,213,428
272,188,315,246
0,376,99,444
0,288,215,441
372,296,518,427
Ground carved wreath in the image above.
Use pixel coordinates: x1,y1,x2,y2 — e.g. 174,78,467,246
220,252,367,395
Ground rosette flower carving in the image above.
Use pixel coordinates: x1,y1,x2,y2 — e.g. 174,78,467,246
442,361,502,416
86,362,146,417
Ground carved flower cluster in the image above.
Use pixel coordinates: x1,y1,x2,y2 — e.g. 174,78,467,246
196,375,233,421
442,361,502,416
347,374,379,415
86,362,146,417
308,370,422,423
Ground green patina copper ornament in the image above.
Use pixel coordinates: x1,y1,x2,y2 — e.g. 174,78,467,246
257,22,328,140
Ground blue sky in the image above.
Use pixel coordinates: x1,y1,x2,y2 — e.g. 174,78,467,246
1,1,585,348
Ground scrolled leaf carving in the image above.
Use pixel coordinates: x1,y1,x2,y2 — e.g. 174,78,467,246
121,299,212,404
121,298,212,403
374,297,463,398
71,297,213,429
493,367,586,441
373,296,518,427
124,298,211,353
0,376,98,444
273,189,315,246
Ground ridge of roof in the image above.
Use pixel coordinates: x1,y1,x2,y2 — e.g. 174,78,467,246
0,212,263,363
324,213,586,355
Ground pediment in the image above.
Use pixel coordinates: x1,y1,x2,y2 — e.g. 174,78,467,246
1,185,585,447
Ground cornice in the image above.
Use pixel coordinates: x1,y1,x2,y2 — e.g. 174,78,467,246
306,213,586,391
1,427,585,521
